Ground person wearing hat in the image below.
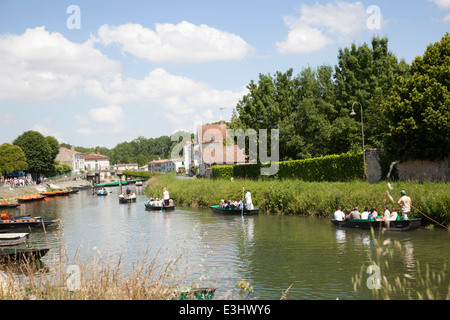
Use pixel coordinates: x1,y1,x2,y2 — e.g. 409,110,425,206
397,190,412,220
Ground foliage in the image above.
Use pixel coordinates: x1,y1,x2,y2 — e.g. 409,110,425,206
146,174,450,226
212,152,364,182
383,33,450,161
0,143,28,176
232,36,410,162
122,170,161,179
12,130,55,177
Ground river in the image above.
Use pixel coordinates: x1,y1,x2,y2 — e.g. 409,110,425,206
9,185,450,300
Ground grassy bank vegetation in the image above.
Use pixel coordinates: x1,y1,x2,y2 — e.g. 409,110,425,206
146,174,450,227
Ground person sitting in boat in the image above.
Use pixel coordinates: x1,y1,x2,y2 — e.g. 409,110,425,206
232,198,239,208
344,209,352,220
226,200,235,209
368,207,378,220
361,207,370,220
168,198,174,207
389,207,398,221
237,199,243,210
219,199,225,208
333,206,345,221
349,206,361,219
130,192,136,199
119,193,125,199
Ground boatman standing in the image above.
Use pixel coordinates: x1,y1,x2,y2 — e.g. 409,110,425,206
397,190,412,220
243,188,254,210
163,188,170,207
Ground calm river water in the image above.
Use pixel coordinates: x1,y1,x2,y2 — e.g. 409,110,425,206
10,185,450,300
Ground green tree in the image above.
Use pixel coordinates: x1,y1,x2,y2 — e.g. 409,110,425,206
13,130,54,179
0,143,28,177
334,36,410,149
383,33,450,161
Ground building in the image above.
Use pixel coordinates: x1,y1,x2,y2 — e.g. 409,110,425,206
147,158,185,173
112,164,139,171
55,147,85,173
84,152,110,171
184,124,247,176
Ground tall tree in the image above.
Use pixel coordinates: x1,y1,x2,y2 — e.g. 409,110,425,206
334,36,410,149
0,143,28,177
13,130,54,179
383,33,450,161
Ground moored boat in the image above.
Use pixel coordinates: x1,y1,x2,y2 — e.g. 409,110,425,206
0,247,50,262
175,287,217,300
17,195,45,203
0,233,29,246
0,202,20,208
144,203,175,211
210,205,259,216
331,218,422,231
0,216,60,230
41,190,71,197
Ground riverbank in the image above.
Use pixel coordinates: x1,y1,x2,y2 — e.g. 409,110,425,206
145,174,450,228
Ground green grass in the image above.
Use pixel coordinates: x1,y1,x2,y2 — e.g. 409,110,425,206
146,174,450,227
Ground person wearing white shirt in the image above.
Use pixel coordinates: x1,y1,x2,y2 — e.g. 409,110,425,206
361,207,370,220
397,190,412,220
333,206,345,221
244,188,253,210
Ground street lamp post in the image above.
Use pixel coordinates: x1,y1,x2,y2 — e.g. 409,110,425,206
350,101,366,180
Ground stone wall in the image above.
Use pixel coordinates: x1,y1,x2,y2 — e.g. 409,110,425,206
397,157,449,182
365,149,449,183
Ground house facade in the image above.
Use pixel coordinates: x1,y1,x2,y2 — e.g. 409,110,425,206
184,124,247,177
55,147,85,173
84,152,110,171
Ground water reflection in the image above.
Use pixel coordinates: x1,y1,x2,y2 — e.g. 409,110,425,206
4,188,450,300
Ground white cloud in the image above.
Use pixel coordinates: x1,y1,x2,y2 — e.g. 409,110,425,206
85,68,246,128
89,105,125,124
31,124,65,142
430,0,450,9
96,21,253,63
0,26,120,101
276,1,370,53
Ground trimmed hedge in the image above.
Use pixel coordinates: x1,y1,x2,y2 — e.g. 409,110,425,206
122,170,162,179
212,152,364,182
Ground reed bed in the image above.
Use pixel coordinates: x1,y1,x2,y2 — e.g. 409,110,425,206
146,174,450,227
0,234,213,300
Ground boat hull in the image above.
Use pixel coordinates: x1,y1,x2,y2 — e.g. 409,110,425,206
0,218,60,230
210,205,259,216
0,247,49,262
119,198,136,204
145,203,175,211
331,218,422,231
0,233,29,246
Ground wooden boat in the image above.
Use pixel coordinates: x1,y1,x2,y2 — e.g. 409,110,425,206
17,195,45,203
0,247,49,262
0,216,60,230
0,233,29,246
144,203,175,211
0,202,20,208
330,218,422,231
41,190,71,197
97,189,108,196
68,188,80,194
119,197,136,204
96,181,129,187
135,181,143,186
210,205,259,216
175,287,217,300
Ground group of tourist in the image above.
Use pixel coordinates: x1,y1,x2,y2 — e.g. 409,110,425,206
218,188,254,210
147,187,173,207
333,190,412,222
3,177,34,187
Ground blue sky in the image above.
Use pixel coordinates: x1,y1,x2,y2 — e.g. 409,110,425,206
0,0,449,148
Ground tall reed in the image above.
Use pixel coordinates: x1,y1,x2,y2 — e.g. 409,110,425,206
146,174,450,227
